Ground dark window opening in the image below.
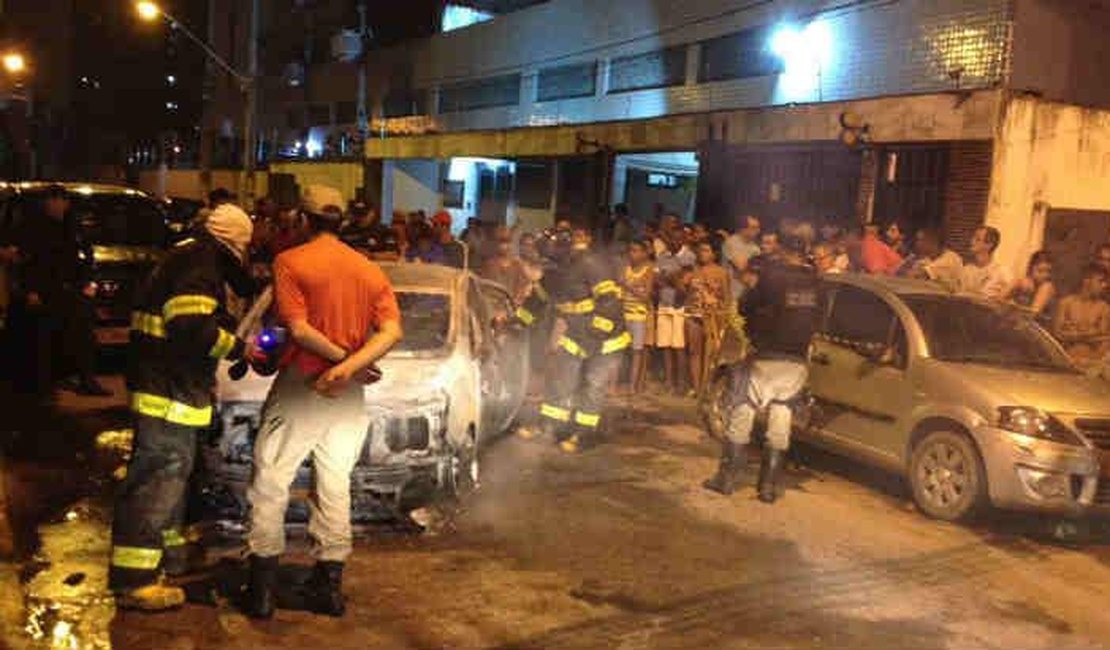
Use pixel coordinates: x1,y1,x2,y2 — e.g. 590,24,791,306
537,62,597,102
439,74,521,113
699,26,782,83
608,47,687,94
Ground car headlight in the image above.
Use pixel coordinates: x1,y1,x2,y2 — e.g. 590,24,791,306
997,407,1082,445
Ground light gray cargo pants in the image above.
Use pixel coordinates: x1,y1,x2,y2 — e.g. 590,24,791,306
247,367,369,562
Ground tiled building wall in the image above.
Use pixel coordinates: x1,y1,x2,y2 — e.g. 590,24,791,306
366,0,1014,133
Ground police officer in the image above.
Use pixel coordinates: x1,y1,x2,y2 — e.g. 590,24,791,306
109,204,255,610
518,225,630,452
703,234,819,503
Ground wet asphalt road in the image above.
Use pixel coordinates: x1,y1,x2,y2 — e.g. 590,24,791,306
3,378,1110,649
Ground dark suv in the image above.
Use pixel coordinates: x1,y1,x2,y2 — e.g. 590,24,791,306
0,182,168,346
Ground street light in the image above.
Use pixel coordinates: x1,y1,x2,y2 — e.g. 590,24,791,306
132,1,259,204
3,53,26,75
135,1,161,22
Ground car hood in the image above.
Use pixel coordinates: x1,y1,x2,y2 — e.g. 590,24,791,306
217,352,471,405
939,362,1110,416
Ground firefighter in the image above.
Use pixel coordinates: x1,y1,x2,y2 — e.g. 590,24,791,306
518,225,630,452
108,204,255,610
703,234,819,503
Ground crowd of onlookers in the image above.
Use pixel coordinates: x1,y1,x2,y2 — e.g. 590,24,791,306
238,195,1110,389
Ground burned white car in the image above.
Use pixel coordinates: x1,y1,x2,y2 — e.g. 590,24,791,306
197,263,529,533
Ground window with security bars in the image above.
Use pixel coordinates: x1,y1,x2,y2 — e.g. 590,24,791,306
383,91,427,118
608,47,687,94
699,26,782,83
439,74,521,113
537,62,597,102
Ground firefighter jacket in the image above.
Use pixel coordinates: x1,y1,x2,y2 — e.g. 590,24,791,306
127,233,249,428
542,249,630,357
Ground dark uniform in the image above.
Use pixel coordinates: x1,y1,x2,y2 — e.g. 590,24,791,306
109,233,250,592
704,256,820,502
523,245,630,452
8,202,99,395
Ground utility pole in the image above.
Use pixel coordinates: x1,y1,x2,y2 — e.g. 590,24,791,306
243,0,260,205
356,1,370,138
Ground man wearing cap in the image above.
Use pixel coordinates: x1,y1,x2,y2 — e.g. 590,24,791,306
109,203,257,610
432,210,465,268
340,200,400,261
244,184,403,619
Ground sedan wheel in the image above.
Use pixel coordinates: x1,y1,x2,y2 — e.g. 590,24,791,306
910,430,987,522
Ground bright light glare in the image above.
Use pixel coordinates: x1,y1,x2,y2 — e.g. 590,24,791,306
3,53,26,74
305,135,323,158
136,1,161,21
770,20,833,102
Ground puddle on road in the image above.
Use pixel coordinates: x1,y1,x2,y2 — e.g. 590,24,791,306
20,500,115,650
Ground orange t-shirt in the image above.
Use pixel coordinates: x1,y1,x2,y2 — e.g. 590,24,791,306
273,234,401,376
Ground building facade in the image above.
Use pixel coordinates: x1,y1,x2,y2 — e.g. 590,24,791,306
211,0,1110,284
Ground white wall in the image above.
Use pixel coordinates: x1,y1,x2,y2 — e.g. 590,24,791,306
986,97,1110,276
388,158,444,223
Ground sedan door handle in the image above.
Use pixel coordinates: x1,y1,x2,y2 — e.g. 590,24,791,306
810,352,830,366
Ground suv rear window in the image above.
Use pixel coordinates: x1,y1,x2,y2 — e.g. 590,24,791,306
13,191,168,247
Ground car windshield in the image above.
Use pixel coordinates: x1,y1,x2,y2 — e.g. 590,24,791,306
19,191,168,247
902,295,1077,373
395,292,451,352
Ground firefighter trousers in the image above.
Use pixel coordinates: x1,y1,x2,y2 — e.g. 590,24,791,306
537,345,622,441
109,414,197,591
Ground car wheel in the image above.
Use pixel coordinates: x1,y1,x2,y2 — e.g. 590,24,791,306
909,430,988,522
699,369,731,440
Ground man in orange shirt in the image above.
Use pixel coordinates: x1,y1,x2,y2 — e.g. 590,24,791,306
859,223,903,275
245,185,403,620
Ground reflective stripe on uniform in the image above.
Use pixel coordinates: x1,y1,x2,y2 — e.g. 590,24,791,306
130,311,166,338
575,411,601,428
601,331,632,355
209,328,237,359
591,316,615,333
515,306,536,326
162,528,186,548
558,336,588,358
540,403,571,422
131,392,213,427
592,280,622,298
556,298,595,315
111,546,163,570
163,294,218,321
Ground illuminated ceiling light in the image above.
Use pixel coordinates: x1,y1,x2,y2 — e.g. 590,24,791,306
136,1,161,22
3,53,27,74
770,20,834,101
166,74,176,85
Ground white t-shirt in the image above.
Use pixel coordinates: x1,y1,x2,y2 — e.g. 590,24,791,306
959,258,1012,301
922,249,964,291
722,233,761,300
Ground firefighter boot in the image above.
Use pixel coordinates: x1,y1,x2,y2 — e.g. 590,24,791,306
116,579,186,612
758,447,786,504
306,561,346,617
703,441,747,495
245,554,279,620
